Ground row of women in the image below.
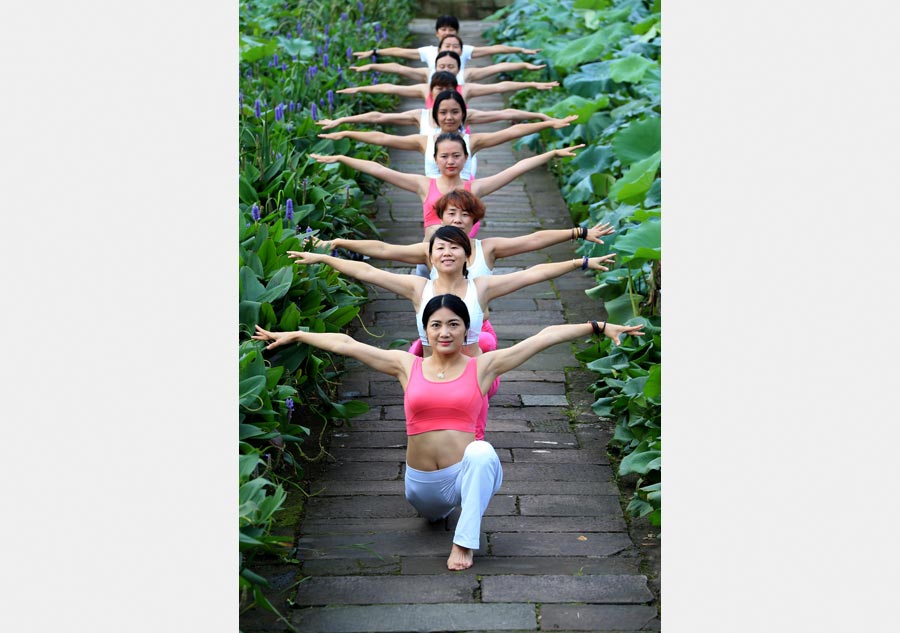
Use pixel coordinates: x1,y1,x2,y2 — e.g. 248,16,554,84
253,16,643,571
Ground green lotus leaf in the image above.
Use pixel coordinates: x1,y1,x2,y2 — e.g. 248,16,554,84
545,95,610,122
613,219,660,259
609,54,657,83
612,117,660,165
608,151,660,203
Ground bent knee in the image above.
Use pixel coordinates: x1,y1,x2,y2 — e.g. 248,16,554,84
464,440,498,463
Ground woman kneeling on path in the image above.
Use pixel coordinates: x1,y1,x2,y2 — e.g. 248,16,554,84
252,294,644,570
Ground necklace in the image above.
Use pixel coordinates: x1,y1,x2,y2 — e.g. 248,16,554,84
437,370,445,379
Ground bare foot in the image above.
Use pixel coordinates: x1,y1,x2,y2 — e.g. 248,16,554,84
447,543,474,571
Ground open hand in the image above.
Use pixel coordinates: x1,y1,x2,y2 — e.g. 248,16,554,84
586,222,615,244
524,63,546,71
604,322,645,346
309,153,340,164
551,114,579,128
251,325,296,350
535,81,560,90
554,144,585,158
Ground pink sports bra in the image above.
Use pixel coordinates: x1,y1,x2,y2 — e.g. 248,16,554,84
404,356,483,436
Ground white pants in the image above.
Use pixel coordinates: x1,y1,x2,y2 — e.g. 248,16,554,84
404,440,503,550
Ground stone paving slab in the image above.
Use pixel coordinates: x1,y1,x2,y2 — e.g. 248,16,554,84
490,532,633,557
510,449,608,464
537,605,659,631
301,557,401,576
298,531,489,559
486,431,578,449
519,495,623,517
301,517,456,535
481,575,653,604
500,463,613,482
488,481,618,496
317,461,402,481
294,575,479,605
482,515,627,533
291,603,537,633
306,493,516,519
400,556,639,576
313,480,405,496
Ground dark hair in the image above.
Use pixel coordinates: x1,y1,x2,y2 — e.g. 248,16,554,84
439,33,464,49
429,225,472,278
428,71,458,92
432,131,468,159
434,15,460,32
435,189,486,222
431,90,467,127
422,293,470,333
435,50,461,71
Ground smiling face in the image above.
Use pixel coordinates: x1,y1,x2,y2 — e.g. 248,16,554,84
440,203,475,233
435,99,463,132
434,139,467,176
429,236,466,273
425,305,467,350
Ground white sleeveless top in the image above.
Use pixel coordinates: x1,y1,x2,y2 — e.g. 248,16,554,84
429,239,492,280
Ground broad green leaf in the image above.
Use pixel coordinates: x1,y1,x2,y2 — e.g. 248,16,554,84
563,62,617,99
239,424,267,441
545,95,610,123
623,375,648,397
644,364,661,403
239,453,261,480
619,449,661,476
573,0,610,9
613,219,660,258
608,151,660,204
609,55,656,83
257,266,294,303
239,376,267,408
240,266,266,302
239,175,258,204
240,35,277,63
551,32,614,71
600,292,640,323
612,117,661,166
643,179,661,207
239,300,261,332
275,36,315,58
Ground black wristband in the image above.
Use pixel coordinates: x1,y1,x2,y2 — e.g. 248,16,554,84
600,320,607,335
590,320,601,335
581,256,589,270
580,226,588,240
372,48,378,57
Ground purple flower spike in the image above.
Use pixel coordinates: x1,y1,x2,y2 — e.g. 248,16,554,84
325,36,331,50
316,45,322,56
289,101,295,112
251,204,260,222
324,24,329,36
310,102,318,120
357,1,364,13
323,52,329,68
327,89,334,108
305,226,313,233
285,198,294,220
340,12,348,21
273,53,279,66
254,99,261,118
296,21,302,36
281,62,287,71
331,249,340,257
285,397,294,411
311,65,318,77
274,104,281,121
346,45,352,61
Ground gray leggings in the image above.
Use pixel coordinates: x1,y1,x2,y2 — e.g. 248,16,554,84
404,440,503,550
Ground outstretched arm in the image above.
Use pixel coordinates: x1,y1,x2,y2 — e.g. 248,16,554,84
470,45,542,58
252,326,412,380
318,130,426,153
337,84,426,99
476,321,644,390
466,107,554,125
312,235,430,265
309,153,429,197
286,250,424,300
468,115,577,153
462,80,559,100
483,222,615,262
353,46,421,61
477,254,616,304
470,144,584,198
351,62,428,82
316,109,421,130
464,62,546,83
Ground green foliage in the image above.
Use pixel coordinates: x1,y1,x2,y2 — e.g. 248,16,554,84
238,0,414,615
488,0,661,526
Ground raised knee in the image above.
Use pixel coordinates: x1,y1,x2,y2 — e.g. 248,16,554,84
465,440,498,464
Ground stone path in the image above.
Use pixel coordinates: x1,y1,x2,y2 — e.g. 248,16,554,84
243,18,659,633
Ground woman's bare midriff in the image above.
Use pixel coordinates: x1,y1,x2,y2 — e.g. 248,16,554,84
406,429,475,470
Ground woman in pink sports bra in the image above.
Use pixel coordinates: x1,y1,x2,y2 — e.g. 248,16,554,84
253,294,644,571
310,138,586,241
288,225,616,441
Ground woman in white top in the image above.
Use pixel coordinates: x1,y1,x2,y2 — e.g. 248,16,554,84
351,50,544,86
318,91,576,180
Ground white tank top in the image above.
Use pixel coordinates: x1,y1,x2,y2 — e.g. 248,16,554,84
416,279,484,347
424,131,477,180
